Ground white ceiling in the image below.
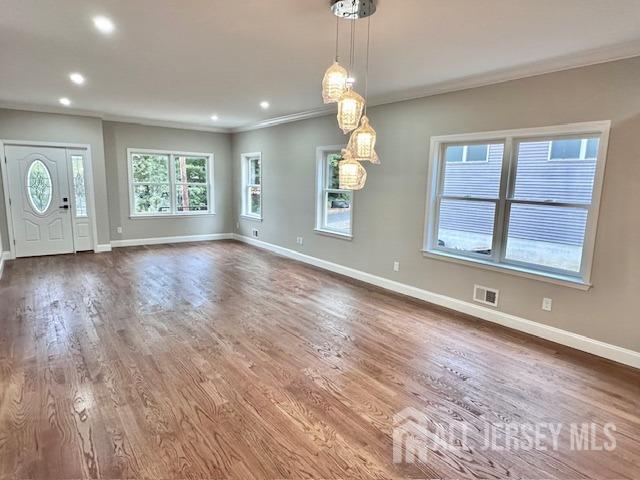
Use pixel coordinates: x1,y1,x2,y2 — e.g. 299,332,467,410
2,0,640,132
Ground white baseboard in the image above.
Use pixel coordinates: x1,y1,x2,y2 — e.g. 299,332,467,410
233,234,640,370
94,244,112,253
111,233,233,248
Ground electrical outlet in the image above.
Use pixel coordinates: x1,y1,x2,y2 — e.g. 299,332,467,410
116,226,123,234
251,228,259,238
542,297,553,311
236,222,240,230
393,261,400,272
296,236,304,245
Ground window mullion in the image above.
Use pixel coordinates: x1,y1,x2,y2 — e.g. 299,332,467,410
494,137,514,263
430,142,447,250
168,154,177,214
243,156,249,216
204,157,211,213
323,189,330,229
322,155,328,229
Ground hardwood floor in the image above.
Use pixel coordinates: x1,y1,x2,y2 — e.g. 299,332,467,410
0,241,638,479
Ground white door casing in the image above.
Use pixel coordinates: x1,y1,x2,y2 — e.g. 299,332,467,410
6,145,74,257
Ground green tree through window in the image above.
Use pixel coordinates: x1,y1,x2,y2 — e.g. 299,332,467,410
130,152,211,215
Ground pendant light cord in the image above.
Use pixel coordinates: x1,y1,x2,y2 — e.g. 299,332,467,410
335,16,339,62
349,17,355,78
364,16,371,114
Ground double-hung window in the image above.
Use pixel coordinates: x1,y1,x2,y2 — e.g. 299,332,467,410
241,153,262,219
315,147,353,238
128,149,214,217
425,121,610,286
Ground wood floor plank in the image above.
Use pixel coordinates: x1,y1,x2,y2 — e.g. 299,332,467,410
0,240,638,479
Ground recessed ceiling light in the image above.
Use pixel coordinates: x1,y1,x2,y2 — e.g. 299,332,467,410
210,114,219,121
69,73,85,85
59,97,71,106
260,101,270,109
93,16,115,34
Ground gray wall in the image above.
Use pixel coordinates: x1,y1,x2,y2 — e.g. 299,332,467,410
0,114,233,248
0,109,110,247
103,121,233,241
232,56,640,353
1,57,638,354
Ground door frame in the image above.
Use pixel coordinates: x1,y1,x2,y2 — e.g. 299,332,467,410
0,140,99,259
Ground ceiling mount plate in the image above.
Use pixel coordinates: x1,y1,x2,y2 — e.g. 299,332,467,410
330,0,377,19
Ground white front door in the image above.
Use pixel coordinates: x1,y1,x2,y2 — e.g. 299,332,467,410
5,145,74,257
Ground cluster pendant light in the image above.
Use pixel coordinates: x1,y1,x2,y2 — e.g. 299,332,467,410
347,115,379,164
322,17,349,104
338,149,367,190
337,87,365,133
321,0,379,190
322,62,348,103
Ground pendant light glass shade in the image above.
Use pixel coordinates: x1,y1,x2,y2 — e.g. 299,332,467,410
347,115,379,164
337,87,365,134
322,62,349,104
339,149,367,190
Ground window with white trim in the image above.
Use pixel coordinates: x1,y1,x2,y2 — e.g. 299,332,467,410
128,149,213,217
316,149,352,237
241,153,262,219
425,122,609,284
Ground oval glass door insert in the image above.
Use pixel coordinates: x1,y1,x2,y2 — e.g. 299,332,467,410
27,160,53,214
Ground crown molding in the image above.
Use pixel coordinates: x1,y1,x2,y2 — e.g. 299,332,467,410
2,40,640,136
230,107,334,133
367,39,640,108
0,101,104,122
230,41,640,133
101,114,230,134
0,101,231,134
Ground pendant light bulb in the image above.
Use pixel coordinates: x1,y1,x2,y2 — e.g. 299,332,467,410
339,149,367,190
322,62,349,104
337,87,365,134
347,115,379,164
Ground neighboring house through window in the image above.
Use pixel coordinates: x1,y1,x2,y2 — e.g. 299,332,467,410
315,147,352,238
128,149,214,217
425,121,609,286
241,153,262,219
445,144,490,163
549,138,599,160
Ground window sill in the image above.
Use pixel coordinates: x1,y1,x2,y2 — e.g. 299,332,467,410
240,214,263,222
314,228,353,241
129,212,216,220
422,249,591,291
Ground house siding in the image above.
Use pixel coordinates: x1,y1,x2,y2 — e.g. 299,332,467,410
440,141,596,246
